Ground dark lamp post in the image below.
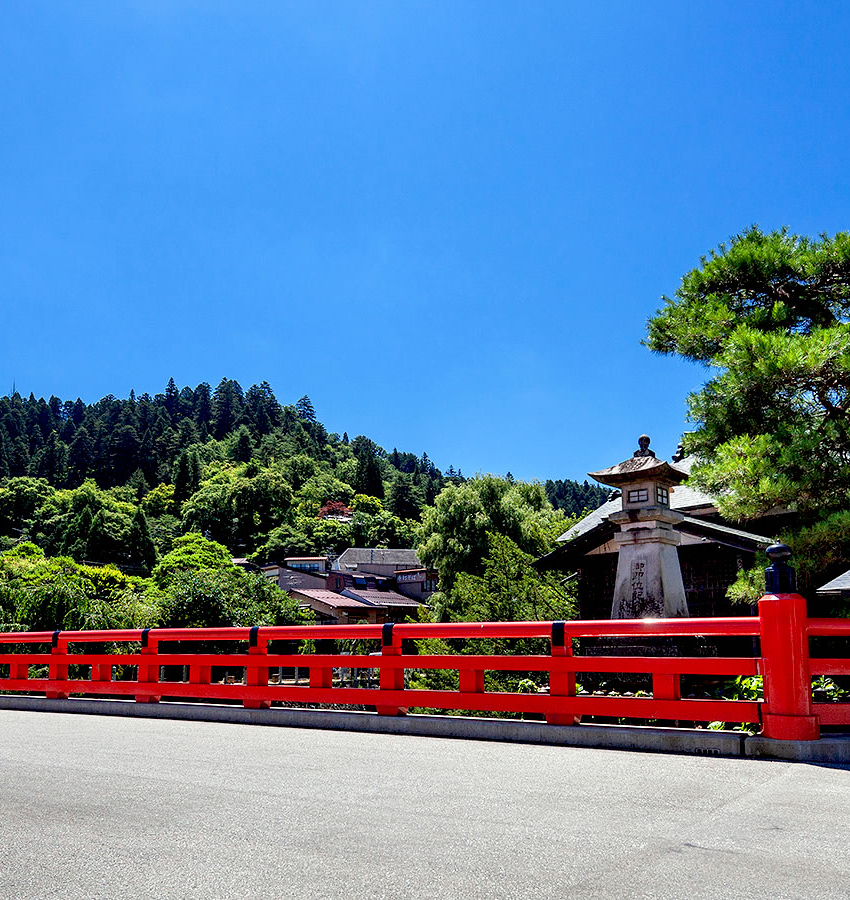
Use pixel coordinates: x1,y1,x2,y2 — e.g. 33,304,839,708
765,542,796,594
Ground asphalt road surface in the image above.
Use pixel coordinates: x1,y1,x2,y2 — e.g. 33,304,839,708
1,709,848,899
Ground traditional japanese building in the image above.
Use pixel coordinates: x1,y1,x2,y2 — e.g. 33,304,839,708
537,436,780,619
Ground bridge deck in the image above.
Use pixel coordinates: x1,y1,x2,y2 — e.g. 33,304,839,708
1,709,848,899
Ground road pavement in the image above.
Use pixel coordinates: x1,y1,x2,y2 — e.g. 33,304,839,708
1,709,848,899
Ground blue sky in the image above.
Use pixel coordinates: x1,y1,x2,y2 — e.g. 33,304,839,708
2,2,849,482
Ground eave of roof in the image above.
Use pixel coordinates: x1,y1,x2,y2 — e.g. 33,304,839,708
816,569,850,594
288,588,374,609
342,588,422,607
677,515,773,552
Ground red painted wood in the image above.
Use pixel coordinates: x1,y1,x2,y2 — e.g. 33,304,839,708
812,703,850,725
0,606,843,739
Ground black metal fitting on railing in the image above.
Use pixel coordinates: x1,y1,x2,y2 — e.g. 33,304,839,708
765,542,796,593
141,628,150,648
382,622,395,648
249,625,260,648
51,630,61,648
551,621,566,648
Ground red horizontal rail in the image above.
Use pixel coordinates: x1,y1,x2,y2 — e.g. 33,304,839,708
812,703,850,725
809,659,850,677
0,616,761,646
1,601,848,740
807,619,850,637
0,651,759,677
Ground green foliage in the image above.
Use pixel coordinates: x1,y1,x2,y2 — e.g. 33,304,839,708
158,568,307,629
352,437,385,499
437,532,575,624
351,493,383,514
786,511,850,595
544,479,611,516
126,506,157,574
646,227,850,588
646,226,850,363
0,544,158,631
0,476,54,538
152,533,236,587
142,483,177,518
411,534,575,702
725,557,767,606
707,676,763,733
812,675,848,701
387,472,424,520
418,475,566,591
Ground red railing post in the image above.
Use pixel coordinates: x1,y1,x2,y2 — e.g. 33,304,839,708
759,592,819,741
135,629,161,703
244,626,271,710
90,657,111,685
310,637,334,690
547,621,579,726
652,674,681,701
46,631,69,700
10,657,29,683
190,661,212,687
377,623,406,716
459,667,485,693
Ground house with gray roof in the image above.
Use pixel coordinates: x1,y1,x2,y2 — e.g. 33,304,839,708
333,548,437,602
335,547,423,576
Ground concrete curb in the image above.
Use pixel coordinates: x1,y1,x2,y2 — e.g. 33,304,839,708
8,694,848,761
745,734,850,763
0,694,745,757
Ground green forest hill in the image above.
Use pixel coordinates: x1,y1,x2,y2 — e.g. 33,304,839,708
0,379,606,633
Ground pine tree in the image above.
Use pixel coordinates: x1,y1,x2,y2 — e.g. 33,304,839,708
387,472,424,520
188,450,201,494
164,377,180,420
296,395,317,424
86,509,112,563
212,378,244,438
63,506,93,560
353,440,384,499
232,425,254,462
126,506,157,573
127,468,150,500
173,450,193,503
0,427,9,478
194,382,212,427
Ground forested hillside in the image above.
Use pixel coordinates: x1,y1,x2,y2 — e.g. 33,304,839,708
0,379,603,575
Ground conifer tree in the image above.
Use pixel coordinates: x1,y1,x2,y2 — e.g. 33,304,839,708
126,506,157,573
296,395,317,423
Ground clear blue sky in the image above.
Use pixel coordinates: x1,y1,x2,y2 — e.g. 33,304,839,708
2,2,849,483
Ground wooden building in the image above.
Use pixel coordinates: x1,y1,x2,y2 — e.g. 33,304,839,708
538,444,783,619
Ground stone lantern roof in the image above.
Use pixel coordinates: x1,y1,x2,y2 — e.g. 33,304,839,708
588,435,687,489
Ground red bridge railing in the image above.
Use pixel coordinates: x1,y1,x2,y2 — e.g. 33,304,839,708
1,592,848,741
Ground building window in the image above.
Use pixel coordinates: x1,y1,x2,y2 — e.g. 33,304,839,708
424,577,437,592
627,489,648,503
656,485,669,506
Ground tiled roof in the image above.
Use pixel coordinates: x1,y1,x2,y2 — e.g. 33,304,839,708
677,515,772,548
336,548,422,570
342,588,422,608
817,569,850,594
276,569,329,591
290,589,374,610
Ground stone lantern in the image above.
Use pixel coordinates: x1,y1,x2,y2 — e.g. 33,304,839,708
589,435,689,619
